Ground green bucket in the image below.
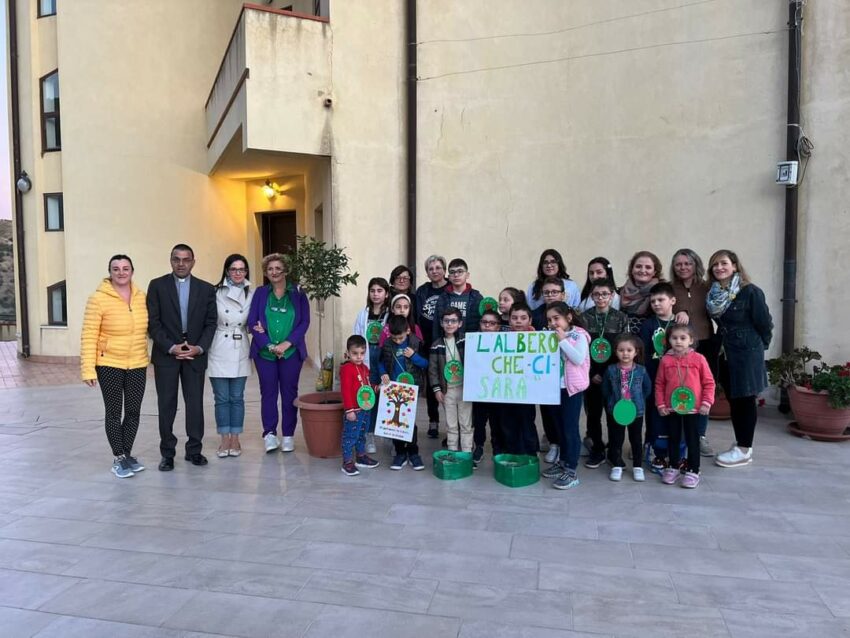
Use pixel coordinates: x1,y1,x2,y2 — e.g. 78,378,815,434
432,450,474,480
493,454,540,488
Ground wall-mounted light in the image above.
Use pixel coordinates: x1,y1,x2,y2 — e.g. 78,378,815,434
16,171,32,194
262,179,285,200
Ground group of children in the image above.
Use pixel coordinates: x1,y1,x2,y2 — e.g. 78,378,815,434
339,259,716,490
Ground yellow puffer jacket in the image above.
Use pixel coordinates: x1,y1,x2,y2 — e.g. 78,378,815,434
80,279,150,380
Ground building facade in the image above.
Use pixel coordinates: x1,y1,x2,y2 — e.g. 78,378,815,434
6,0,850,367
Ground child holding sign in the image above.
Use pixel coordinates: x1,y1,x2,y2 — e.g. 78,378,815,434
542,302,590,491
499,302,540,456
602,334,652,481
655,324,715,488
353,277,390,453
339,335,381,476
429,308,472,452
498,287,525,330
379,315,428,471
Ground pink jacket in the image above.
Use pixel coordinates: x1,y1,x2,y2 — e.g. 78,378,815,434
655,349,716,412
560,327,591,396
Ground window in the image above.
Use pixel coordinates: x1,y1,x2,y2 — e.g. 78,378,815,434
44,193,64,231
40,70,61,152
38,0,56,18
47,281,67,326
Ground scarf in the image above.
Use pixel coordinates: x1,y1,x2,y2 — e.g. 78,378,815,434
619,277,658,317
706,273,741,318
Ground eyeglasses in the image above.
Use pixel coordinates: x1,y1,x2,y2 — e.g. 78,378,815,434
448,268,467,276
591,292,612,298
542,289,563,297
480,320,499,327
542,259,558,266
394,275,411,282
228,267,247,274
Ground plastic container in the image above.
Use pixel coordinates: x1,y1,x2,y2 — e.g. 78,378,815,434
432,450,473,480
493,454,540,488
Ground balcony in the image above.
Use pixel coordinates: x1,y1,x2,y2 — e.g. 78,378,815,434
205,4,332,173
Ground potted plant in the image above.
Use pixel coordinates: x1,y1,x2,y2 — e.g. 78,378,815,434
290,235,359,457
767,348,850,441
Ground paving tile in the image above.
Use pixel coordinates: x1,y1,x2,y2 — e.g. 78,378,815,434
385,504,492,530
0,569,79,609
181,533,309,565
712,527,848,558
511,534,634,568
80,523,227,555
597,519,718,549
428,580,571,629
297,570,437,613
0,605,57,638
292,541,420,576
410,550,539,590
538,564,676,603
783,512,850,537
758,553,850,586
812,583,850,618
289,517,408,547
188,558,315,599
304,605,460,638
400,524,514,557
32,615,222,638
0,516,108,545
720,608,850,638
38,579,198,626
62,548,205,588
458,620,611,638
0,539,92,574
631,544,771,580
486,511,598,540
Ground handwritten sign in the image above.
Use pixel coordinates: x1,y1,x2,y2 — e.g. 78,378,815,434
463,331,560,405
374,381,419,442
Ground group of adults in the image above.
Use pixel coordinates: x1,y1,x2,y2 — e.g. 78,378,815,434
81,242,771,478
80,245,309,478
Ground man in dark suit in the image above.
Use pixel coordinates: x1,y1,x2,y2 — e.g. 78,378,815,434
147,244,217,471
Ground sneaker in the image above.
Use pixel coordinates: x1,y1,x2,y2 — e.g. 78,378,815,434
699,436,715,457
609,466,623,482
552,469,580,490
472,446,484,468
355,455,380,469
427,423,439,438
365,433,377,454
661,468,681,485
650,456,668,475
111,456,134,479
584,452,605,469
409,454,425,471
680,471,700,489
541,461,566,479
341,461,360,476
125,455,145,472
544,444,560,464
264,433,280,453
390,454,408,470
715,445,753,468
632,467,646,482
281,436,295,452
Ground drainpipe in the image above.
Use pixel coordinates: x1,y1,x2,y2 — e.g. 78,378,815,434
8,0,31,357
779,0,803,412
405,0,417,274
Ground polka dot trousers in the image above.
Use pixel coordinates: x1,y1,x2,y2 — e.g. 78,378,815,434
96,366,147,457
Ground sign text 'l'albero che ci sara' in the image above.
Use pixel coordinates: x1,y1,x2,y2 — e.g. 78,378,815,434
462,331,561,405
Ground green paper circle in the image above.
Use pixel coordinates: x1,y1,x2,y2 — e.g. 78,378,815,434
479,297,498,315
444,360,464,383
652,327,667,356
672,386,697,414
591,337,612,363
613,399,637,426
356,386,376,410
397,372,415,385
366,321,382,345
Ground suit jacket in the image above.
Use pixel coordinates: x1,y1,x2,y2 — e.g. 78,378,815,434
147,273,217,370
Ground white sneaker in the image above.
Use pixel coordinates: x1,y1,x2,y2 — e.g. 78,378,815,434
544,444,560,464
632,467,646,482
263,433,280,453
365,433,377,454
609,466,623,482
715,445,752,468
281,436,295,452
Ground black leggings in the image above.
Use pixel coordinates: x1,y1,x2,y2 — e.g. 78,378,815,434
607,413,643,468
667,413,701,473
718,357,758,448
96,366,147,457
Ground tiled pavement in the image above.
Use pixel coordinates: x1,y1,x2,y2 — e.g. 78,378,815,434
0,342,84,388
1,365,850,637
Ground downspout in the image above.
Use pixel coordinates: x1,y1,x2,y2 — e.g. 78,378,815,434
779,0,803,411
8,0,30,357
405,0,416,273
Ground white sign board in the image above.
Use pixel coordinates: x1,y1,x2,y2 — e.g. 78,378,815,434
374,381,419,442
463,331,561,405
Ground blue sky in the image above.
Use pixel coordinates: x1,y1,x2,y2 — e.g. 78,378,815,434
1,1,11,220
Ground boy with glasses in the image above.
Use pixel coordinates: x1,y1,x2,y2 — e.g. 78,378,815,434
434,258,484,339
531,276,566,462
471,309,505,466
429,307,472,452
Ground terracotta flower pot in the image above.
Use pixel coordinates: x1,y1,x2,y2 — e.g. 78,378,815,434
294,391,344,458
788,385,850,441
709,394,731,420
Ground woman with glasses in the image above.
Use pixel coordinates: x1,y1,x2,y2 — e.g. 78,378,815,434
389,264,417,317
248,253,311,454
208,254,254,458
527,249,581,310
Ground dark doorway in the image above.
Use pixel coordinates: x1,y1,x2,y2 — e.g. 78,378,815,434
261,211,297,283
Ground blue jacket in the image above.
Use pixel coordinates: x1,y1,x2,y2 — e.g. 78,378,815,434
248,284,311,362
601,363,652,416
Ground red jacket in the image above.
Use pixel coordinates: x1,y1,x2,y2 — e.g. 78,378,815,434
340,361,372,413
655,350,716,413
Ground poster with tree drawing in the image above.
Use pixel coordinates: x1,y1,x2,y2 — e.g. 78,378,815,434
374,381,418,442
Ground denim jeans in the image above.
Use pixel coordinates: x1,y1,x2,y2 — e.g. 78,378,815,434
342,409,370,461
210,377,247,434
559,389,584,471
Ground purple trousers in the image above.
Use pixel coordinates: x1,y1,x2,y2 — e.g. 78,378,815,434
254,355,304,437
